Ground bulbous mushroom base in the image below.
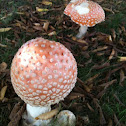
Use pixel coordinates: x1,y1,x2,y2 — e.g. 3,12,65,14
76,25,88,39
56,110,76,126
22,104,51,126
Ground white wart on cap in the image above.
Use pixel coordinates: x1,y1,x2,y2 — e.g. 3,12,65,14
11,37,77,107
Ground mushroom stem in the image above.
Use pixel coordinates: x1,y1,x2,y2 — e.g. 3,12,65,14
23,104,51,125
76,25,88,39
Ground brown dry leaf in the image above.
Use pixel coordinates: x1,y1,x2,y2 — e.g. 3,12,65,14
33,26,43,31
103,7,114,14
0,62,7,72
85,74,99,84
77,78,91,93
108,118,113,126
41,1,52,6
8,103,26,126
113,94,125,106
109,48,115,60
9,102,21,120
119,69,125,86
43,22,49,31
87,103,94,112
97,89,107,99
120,26,125,32
48,31,56,36
16,12,25,15
99,79,117,89
82,46,88,51
68,92,85,100
0,86,7,100
35,108,59,120
99,107,106,125
36,7,49,12
94,33,112,43
92,46,108,53
119,39,126,46
92,62,110,70
118,56,126,61
93,98,106,125
105,65,124,81
111,29,116,41
0,27,11,32
113,113,121,126
0,43,7,47
77,39,88,45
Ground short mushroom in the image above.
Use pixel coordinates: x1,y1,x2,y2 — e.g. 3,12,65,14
10,37,77,125
64,0,105,38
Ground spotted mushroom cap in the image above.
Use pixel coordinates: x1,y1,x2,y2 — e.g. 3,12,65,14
11,37,77,107
64,0,105,27
64,0,87,17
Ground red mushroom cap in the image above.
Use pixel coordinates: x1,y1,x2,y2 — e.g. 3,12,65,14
11,37,77,107
64,0,105,27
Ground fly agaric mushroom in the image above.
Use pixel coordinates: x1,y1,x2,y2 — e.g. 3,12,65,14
11,37,77,125
64,0,105,38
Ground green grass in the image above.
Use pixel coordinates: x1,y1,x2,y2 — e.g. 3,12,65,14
0,0,126,126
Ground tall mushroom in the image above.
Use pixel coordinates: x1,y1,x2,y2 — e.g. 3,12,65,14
10,37,77,125
64,0,105,38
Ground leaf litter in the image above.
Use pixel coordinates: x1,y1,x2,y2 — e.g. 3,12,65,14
0,0,126,126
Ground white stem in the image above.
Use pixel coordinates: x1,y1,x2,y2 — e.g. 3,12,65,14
76,25,88,39
22,104,51,126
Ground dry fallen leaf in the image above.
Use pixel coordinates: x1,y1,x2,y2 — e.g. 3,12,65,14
0,43,7,47
77,78,91,93
68,92,85,100
36,7,49,12
119,69,125,86
0,86,7,100
118,56,126,61
99,79,117,89
8,103,26,126
35,108,59,120
87,103,94,112
0,28,11,32
0,62,7,72
41,1,52,6
9,102,21,120
48,31,56,36
108,118,113,126
109,48,115,60
113,113,121,126
92,46,108,53
43,22,49,31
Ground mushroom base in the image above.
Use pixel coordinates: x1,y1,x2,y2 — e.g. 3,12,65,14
76,25,88,39
22,104,51,126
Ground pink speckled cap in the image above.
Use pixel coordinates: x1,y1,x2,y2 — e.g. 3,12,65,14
64,0,105,27
11,37,77,107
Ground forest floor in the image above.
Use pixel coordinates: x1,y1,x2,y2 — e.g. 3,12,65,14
0,0,126,126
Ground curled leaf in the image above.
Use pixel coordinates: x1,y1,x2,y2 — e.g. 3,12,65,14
35,108,59,120
36,7,48,12
118,56,126,61
42,1,52,6
43,22,49,31
0,86,7,100
0,28,11,32
48,31,56,36
109,48,115,60
0,43,7,47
